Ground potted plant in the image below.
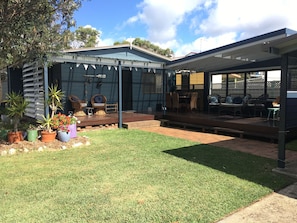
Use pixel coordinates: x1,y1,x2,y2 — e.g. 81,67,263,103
48,84,65,118
38,84,65,142
26,124,39,142
68,114,79,138
5,92,28,143
52,113,71,142
38,114,57,142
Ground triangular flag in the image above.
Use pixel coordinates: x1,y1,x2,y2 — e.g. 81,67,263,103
83,64,88,70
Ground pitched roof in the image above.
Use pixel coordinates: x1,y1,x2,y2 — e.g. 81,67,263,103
63,44,172,62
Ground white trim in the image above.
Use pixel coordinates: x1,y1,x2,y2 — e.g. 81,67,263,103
50,53,165,69
287,91,297,98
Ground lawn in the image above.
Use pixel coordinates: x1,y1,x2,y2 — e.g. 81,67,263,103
0,129,294,223
286,139,297,151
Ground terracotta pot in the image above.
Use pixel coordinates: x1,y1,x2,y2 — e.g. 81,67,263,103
41,131,57,143
7,131,23,143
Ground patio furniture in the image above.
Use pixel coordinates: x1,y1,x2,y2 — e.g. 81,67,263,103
218,95,244,116
219,103,243,116
166,93,173,111
190,92,198,111
267,107,280,120
248,94,269,117
208,94,221,114
91,94,107,115
86,107,94,116
68,95,87,116
105,103,118,113
172,92,181,112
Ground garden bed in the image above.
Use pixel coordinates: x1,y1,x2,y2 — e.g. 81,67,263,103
0,135,90,156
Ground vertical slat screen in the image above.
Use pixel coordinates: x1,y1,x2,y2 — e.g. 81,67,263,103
22,62,44,120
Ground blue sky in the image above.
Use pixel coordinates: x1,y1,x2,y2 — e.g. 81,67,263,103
74,0,297,56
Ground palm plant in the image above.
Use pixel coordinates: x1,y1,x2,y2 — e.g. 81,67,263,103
38,114,54,132
48,84,65,118
6,92,28,132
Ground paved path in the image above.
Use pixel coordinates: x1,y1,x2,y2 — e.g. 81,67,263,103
141,126,297,161
140,126,297,223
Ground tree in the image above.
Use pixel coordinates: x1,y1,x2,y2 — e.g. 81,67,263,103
114,38,174,58
0,0,84,68
71,26,101,48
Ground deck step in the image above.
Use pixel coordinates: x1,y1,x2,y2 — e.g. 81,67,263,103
213,127,244,138
123,120,161,129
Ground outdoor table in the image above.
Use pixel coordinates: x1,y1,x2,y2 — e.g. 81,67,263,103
85,107,94,116
267,107,280,120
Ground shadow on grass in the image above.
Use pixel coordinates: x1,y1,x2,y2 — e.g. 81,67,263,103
164,144,294,190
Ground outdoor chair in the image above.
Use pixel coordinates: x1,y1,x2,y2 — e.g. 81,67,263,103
68,95,87,116
166,92,172,111
190,92,199,111
172,92,181,112
91,94,107,115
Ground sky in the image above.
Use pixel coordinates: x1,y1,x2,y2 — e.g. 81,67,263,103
74,0,297,57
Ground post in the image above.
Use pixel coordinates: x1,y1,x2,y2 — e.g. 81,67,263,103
118,61,122,128
278,54,288,168
43,60,49,117
163,69,166,116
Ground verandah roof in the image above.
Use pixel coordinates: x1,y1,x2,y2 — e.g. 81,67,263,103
166,28,297,73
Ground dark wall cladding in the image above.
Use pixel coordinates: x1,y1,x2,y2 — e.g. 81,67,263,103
286,98,297,129
56,63,162,114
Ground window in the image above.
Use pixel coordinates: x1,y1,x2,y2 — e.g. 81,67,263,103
246,72,265,98
175,71,191,90
142,73,162,93
228,73,244,96
267,70,281,98
190,72,204,89
211,74,227,96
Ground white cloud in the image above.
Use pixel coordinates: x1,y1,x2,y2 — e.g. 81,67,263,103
197,0,297,38
122,0,297,56
178,0,297,56
130,0,204,42
97,38,114,47
174,32,237,57
83,24,97,30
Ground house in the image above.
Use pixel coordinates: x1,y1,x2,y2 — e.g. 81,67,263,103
6,28,297,168
167,28,297,168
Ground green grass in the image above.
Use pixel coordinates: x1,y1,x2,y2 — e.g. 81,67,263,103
0,129,294,223
286,139,297,151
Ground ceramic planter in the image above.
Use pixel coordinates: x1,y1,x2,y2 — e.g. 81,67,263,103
68,124,77,138
27,129,38,142
57,131,70,142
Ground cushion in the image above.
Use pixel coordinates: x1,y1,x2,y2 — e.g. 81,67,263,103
226,96,233,103
94,95,103,103
242,95,251,104
233,96,243,104
80,103,87,107
93,103,105,106
210,96,218,103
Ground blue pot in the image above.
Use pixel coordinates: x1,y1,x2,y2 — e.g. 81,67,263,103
57,131,70,142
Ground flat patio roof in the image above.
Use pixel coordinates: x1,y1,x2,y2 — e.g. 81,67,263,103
166,28,297,73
